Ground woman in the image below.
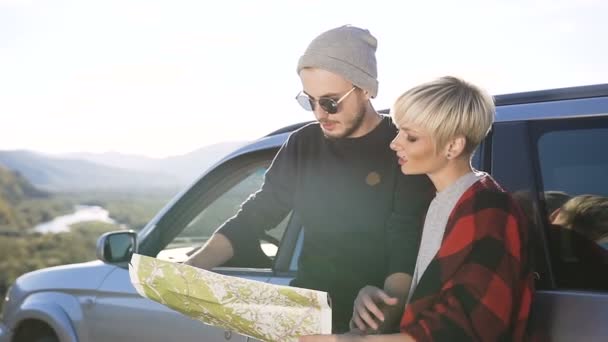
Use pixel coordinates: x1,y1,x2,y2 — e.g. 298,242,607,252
301,76,535,341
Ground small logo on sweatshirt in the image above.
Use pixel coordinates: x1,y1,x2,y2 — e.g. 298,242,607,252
366,171,381,186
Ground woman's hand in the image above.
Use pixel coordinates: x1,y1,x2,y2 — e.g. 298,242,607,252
351,286,399,332
299,335,339,342
300,332,365,342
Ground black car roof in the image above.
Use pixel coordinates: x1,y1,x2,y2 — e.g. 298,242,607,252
266,83,608,137
494,83,608,106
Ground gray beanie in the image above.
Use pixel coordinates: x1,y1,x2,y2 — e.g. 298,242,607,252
297,25,379,98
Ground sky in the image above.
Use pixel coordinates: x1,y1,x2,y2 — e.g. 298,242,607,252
1,0,607,158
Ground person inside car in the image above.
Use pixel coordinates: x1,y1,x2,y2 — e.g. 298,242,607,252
544,194,608,290
301,76,535,341
185,25,434,333
550,194,608,248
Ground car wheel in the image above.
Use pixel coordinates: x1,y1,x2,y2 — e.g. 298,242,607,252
12,320,59,342
30,336,59,342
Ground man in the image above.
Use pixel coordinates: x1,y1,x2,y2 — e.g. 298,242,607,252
186,25,434,333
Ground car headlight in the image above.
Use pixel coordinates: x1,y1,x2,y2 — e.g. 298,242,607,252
1,285,14,320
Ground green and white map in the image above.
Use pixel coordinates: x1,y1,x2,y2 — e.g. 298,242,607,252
129,254,332,342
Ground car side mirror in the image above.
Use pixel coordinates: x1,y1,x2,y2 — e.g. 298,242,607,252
96,230,138,263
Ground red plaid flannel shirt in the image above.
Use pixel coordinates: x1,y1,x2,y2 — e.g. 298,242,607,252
400,175,535,341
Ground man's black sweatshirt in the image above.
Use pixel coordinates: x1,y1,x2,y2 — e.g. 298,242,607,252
218,116,434,332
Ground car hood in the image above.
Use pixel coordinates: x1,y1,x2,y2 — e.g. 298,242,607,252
15,260,117,292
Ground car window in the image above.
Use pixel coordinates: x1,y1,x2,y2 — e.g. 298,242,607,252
157,163,290,266
532,116,608,291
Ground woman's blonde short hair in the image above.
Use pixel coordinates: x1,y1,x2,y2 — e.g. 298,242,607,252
391,76,495,154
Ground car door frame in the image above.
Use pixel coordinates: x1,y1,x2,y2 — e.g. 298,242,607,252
138,148,290,268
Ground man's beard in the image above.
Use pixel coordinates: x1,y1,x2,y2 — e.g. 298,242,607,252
324,106,367,140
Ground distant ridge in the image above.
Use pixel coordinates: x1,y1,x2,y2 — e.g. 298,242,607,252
0,141,245,192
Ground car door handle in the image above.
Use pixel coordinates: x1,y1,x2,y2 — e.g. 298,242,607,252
83,297,95,309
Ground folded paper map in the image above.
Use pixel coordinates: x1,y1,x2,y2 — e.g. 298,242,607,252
128,254,332,342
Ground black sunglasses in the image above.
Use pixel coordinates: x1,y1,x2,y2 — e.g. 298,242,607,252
295,87,356,114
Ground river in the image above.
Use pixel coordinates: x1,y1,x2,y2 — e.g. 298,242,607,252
33,205,116,233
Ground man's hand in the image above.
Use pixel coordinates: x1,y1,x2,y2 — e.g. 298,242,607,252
351,286,399,332
184,233,234,269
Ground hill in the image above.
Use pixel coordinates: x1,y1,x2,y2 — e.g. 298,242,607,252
0,141,245,191
0,165,69,230
0,150,182,191
65,141,246,184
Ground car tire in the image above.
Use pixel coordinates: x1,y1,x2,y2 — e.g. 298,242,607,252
30,336,59,342
12,320,59,342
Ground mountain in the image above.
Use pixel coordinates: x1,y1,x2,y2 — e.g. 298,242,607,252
65,141,246,184
0,141,246,192
0,150,181,192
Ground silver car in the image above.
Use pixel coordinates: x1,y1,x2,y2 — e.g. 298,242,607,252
2,84,608,342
